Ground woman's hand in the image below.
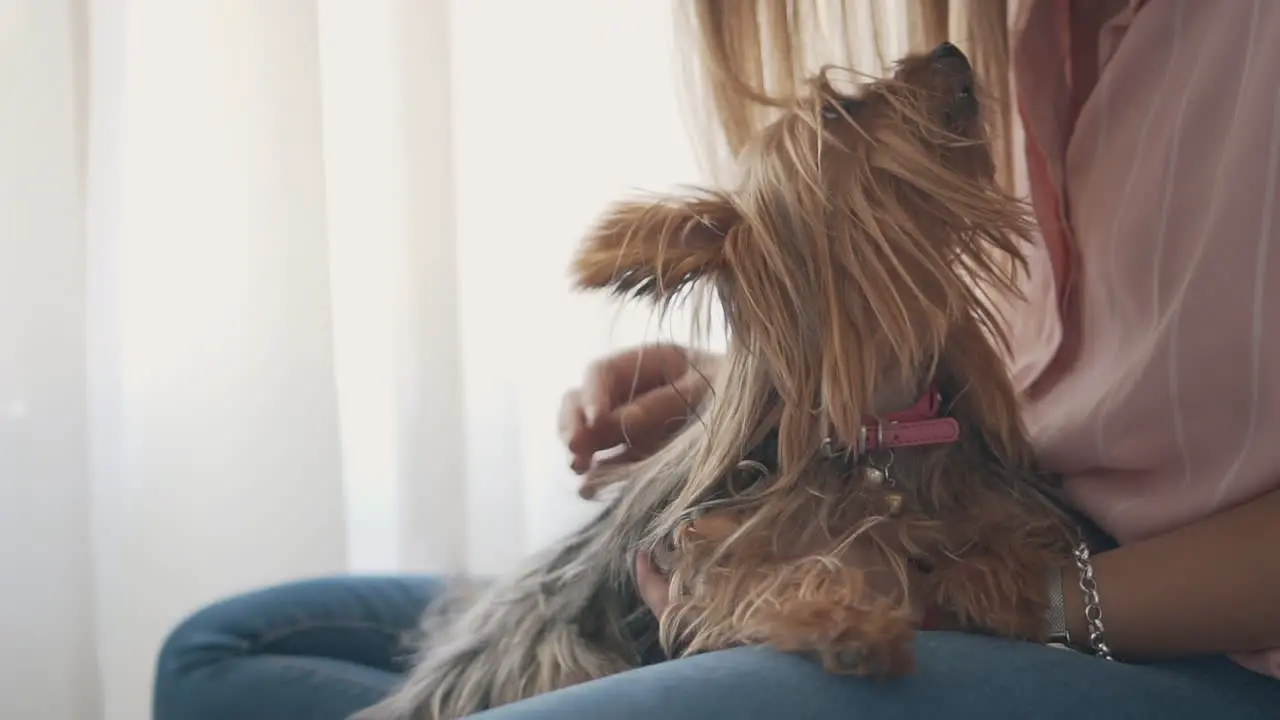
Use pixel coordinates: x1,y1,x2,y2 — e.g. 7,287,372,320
558,344,721,499
635,552,673,616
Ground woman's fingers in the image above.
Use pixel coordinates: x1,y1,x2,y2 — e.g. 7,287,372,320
577,375,710,495
570,376,704,455
578,345,694,424
634,552,671,616
578,446,649,499
558,389,586,445
564,387,695,482
607,376,706,450
558,390,596,474
561,346,717,493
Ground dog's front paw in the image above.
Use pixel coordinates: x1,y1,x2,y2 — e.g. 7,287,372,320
715,558,920,678
763,596,918,678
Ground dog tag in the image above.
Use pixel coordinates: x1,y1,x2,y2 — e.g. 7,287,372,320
884,492,904,515
865,466,888,486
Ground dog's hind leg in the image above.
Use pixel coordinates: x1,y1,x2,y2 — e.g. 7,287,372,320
353,514,647,719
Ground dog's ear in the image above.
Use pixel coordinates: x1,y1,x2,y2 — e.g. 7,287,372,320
572,193,740,302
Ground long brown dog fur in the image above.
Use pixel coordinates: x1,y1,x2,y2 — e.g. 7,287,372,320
356,44,1077,720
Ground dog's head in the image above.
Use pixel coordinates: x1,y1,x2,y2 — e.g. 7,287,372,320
574,43,1033,485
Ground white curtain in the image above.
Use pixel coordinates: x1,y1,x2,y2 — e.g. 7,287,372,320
1,2,911,718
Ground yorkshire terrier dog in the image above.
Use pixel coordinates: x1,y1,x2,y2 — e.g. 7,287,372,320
357,42,1077,720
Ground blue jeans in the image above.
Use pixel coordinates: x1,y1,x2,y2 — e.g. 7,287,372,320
154,575,1280,719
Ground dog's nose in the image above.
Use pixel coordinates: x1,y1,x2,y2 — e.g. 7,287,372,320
932,41,972,76
933,42,965,61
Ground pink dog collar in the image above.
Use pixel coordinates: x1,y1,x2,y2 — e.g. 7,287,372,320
853,389,961,454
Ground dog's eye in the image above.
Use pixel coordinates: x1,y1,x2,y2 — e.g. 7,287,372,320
821,98,861,120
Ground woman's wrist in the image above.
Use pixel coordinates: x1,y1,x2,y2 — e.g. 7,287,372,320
1060,563,1088,642
1044,562,1072,645
1057,545,1115,660
1040,491,1280,660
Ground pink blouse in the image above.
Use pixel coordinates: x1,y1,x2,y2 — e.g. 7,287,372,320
1007,0,1280,675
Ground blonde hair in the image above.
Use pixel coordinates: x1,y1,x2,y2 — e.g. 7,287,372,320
681,0,1017,191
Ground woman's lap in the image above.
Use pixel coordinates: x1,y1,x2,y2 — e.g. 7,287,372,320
154,575,1280,720
154,575,443,719
476,636,1280,720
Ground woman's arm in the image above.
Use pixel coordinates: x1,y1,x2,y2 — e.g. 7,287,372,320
1062,489,1280,659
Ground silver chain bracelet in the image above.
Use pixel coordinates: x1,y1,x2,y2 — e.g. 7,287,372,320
1072,541,1115,661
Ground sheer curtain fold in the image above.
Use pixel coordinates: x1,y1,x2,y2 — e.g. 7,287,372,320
1,2,99,719
316,0,468,577
1,1,896,718
85,1,351,715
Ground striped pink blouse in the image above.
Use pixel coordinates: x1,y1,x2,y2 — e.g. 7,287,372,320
1006,0,1280,675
